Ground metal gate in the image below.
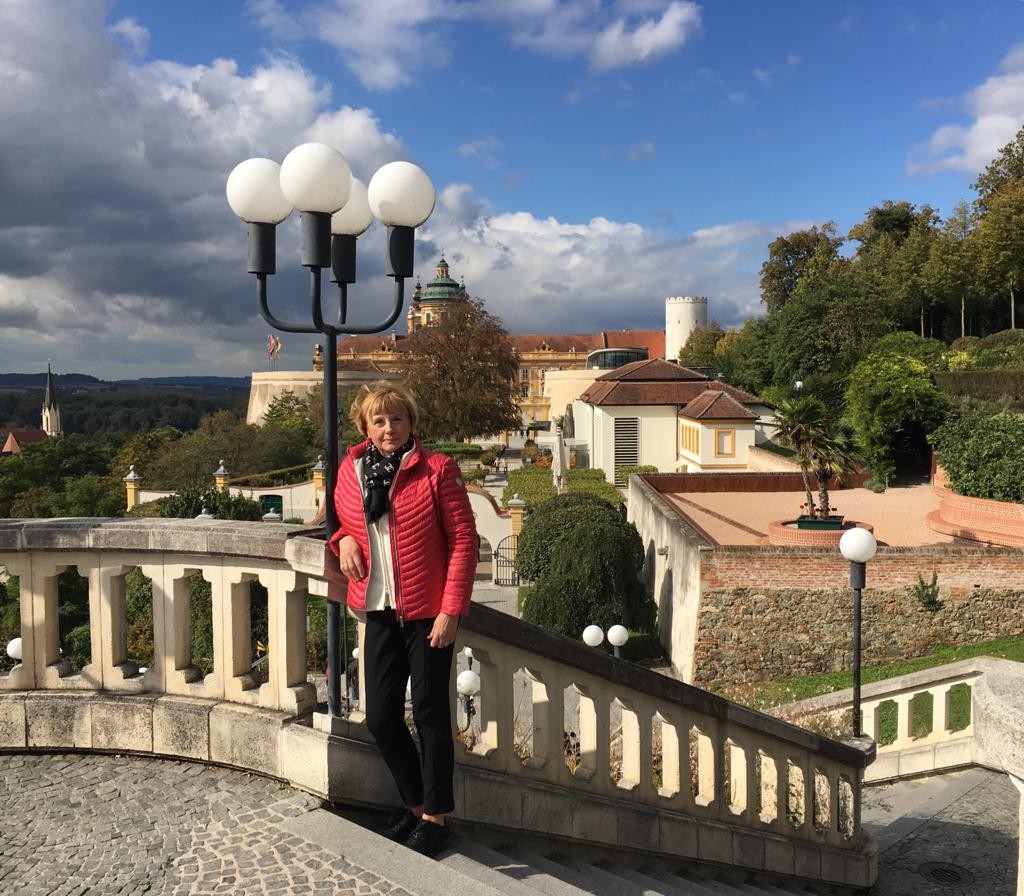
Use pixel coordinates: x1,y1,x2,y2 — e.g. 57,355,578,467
494,534,520,586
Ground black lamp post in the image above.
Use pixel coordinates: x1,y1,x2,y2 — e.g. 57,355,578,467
227,143,434,717
838,526,878,737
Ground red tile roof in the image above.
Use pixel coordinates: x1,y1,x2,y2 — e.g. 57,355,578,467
1,428,48,454
580,361,763,408
595,358,706,382
338,329,666,359
680,390,757,420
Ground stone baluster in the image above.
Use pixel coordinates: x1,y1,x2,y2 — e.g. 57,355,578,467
894,694,913,747
861,701,878,743
262,568,316,716
931,683,953,737
96,561,142,689
0,556,35,691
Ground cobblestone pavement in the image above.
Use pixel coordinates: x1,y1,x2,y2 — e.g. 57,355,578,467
873,769,1020,896
0,753,410,896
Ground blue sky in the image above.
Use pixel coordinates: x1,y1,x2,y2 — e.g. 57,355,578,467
2,0,1023,378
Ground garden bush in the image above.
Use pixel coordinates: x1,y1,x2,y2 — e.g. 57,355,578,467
426,442,484,460
502,466,621,510
930,410,1024,502
615,464,659,483
518,492,655,639
515,493,625,581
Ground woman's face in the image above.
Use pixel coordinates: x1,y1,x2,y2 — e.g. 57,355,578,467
366,408,412,455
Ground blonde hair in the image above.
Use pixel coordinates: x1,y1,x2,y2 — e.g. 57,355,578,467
349,380,419,437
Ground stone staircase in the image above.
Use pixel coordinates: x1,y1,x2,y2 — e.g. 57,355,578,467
438,838,821,895
296,805,834,896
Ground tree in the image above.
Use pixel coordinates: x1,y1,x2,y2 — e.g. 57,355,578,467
771,396,828,516
848,200,938,257
759,223,843,313
972,124,1024,212
678,322,725,368
921,201,981,339
845,354,949,484
401,298,520,441
974,179,1024,330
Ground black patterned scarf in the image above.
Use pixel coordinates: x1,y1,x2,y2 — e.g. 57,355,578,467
362,437,415,522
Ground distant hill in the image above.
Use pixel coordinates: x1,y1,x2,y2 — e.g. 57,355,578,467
0,373,250,391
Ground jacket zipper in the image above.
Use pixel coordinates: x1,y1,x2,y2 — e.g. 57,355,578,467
387,459,407,624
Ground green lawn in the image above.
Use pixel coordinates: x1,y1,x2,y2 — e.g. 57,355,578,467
715,635,1024,742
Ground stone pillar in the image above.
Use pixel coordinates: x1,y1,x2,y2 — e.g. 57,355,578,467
214,460,230,493
123,465,142,511
311,455,326,514
508,495,527,538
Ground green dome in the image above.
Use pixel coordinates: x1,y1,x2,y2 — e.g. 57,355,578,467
419,255,467,304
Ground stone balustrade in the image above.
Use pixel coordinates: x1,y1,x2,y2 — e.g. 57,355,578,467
0,518,876,890
773,657,1024,895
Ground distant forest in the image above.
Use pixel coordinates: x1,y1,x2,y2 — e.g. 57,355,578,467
0,385,248,437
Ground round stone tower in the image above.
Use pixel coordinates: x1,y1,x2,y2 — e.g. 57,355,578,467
665,295,709,362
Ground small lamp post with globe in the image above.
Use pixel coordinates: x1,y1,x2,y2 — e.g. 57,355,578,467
582,624,630,659
226,143,435,718
839,526,878,738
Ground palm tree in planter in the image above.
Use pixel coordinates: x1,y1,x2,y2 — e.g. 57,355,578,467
773,397,858,526
809,420,858,520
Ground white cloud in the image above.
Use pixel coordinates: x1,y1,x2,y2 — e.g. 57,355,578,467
625,140,656,161
109,17,149,57
752,53,800,87
255,0,701,90
419,184,794,335
0,0,416,378
457,136,503,168
910,42,1024,176
591,1,702,71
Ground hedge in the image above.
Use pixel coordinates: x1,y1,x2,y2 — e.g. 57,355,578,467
930,410,1024,503
517,493,655,639
501,466,621,510
935,369,1024,404
426,442,484,460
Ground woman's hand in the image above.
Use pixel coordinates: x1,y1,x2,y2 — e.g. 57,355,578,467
428,612,458,649
337,535,366,581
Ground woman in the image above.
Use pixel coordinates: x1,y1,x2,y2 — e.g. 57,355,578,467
330,381,477,857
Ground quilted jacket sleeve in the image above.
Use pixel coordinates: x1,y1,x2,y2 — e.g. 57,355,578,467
437,456,479,617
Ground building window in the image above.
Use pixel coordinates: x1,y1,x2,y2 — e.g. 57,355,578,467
714,429,735,458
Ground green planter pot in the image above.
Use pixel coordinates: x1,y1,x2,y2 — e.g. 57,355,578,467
795,515,845,530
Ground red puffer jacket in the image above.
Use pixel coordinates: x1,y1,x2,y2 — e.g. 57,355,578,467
329,440,478,621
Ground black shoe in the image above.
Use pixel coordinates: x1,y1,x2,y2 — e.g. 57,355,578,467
404,819,451,857
378,809,418,842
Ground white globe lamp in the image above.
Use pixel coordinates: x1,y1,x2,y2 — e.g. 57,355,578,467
226,158,293,224
279,143,352,213
582,625,604,648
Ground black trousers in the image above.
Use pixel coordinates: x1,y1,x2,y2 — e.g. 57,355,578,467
363,610,455,815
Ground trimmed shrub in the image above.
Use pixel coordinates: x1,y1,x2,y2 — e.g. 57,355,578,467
936,369,1024,405
516,493,624,582
519,493,655,639
502,466,621,510
156,486,264,521
930,410,1024,502
427,442,484,460
615,464,659,483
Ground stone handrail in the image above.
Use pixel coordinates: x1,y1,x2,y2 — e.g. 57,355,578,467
771,656,1023,783
0,518,875,889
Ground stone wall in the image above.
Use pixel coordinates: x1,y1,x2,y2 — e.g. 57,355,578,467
694,545,1024,686
629,474,1024,686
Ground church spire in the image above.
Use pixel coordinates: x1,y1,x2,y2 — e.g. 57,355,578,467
42,362,62,437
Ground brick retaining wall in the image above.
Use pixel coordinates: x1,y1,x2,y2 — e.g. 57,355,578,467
694,547,1024,686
